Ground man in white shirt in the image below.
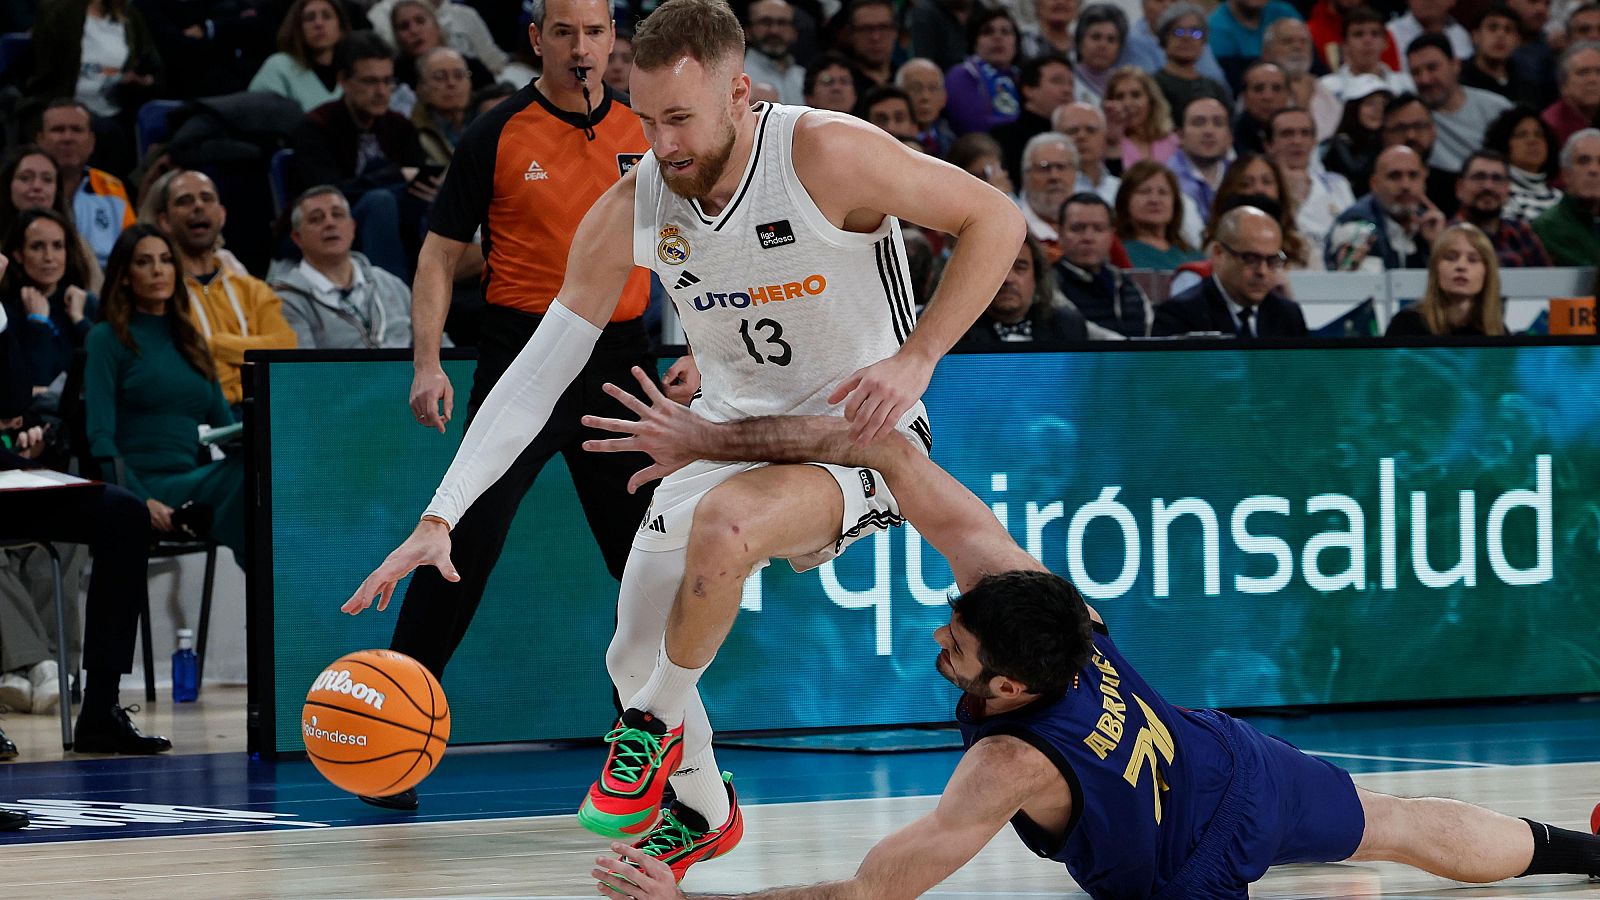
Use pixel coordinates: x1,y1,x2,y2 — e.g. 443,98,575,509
1388,0,1473,74
1016,134,1079,259
1053,102,1122,205
743,0,806,104
1406,32,1513,171
1265,107,1354,252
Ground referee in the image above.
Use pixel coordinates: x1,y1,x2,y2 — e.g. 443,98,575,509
373,0,684,809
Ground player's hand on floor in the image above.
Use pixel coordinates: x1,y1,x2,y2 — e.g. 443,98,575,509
341,520,459,615
830,352,934,447
661,355,700,406
593,843,684,899
582,366,708,493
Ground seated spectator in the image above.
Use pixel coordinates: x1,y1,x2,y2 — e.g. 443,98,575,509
896,58,957,156
1108,67,1181,169
1209,153,1315,268
1542,42,1600,149
1322,75,1393,190
292,33,433,279
1235,61,1291,156
1308,0,1399,74
152,171,297,406
604,25,633,96
1124,0,1230,91
1319,6,1414,101
1055,192,1153,336
804,53,859,113
840,0,900,89
1485,105,1564,221
1449,150,1551,266
856,85,920,139
1264,18,1341,140
34,101,135,269
993,54,1075,182
391,1,495,96
1054,102,1122,203
1389,0,1473,76
1386,223,1507,335
1532,128,1600,265
84,225,247,564
1117,159,1205,267
1,145,104,293
472,82,518,119
1170,97,1234,212
1017,134,1080,262
0,209,99,393
1168,190,1291,292
1153,5,1233,119
368,0,508,76
1381,92,1459,215
944,8,1023,135
948,132,1016,196
958,235,1089,345
1019,0,1077,61
248,0,348,113
26,0,163,178
1073,4,1128,104
413,48,474,167
745,0,806,106
1461,5,1529,101
1571,2,1600,45
1267,108,1356,252
1208,0,1303,93
1154,206,1309,336
1326,144,1446,269
1406,34,1513,173
271,187,416,349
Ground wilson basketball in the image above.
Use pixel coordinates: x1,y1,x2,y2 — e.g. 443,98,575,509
302,649,451,796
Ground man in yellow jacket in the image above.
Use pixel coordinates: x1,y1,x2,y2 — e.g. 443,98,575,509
155,171,297,404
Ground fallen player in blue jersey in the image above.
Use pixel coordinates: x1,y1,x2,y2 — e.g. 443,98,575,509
580,367,1600,899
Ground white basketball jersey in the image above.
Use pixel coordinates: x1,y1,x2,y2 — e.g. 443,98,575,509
633,102,918,423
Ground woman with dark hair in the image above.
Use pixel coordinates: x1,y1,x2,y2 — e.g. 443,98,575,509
1321,80,1391,192
804,53,859,113
248,0,349,111
1116,160,1203,268
83,225,246,563
1073,4,1128,104
1484,106,1563,222
0,209,98,394
944,8,1022,134
1386,224,1506,337
2,145,105,293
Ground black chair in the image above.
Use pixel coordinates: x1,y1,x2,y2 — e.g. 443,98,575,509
60,352,219,701
0,538,74,749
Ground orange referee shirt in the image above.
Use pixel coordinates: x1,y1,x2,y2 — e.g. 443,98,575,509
429,82,651,321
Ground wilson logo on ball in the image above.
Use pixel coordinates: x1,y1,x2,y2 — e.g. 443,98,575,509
310,668,387,710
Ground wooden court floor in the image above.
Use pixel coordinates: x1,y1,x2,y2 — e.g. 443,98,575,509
6,761,1600,899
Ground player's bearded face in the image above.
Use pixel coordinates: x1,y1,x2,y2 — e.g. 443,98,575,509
658,110,738,199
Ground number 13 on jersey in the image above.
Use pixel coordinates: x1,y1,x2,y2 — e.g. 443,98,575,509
738,318,792,366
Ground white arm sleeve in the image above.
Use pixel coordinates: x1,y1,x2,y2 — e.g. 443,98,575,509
421,300,602,527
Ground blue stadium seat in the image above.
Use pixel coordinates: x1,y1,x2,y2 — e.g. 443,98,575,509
136,99,183,158
269,148,294,217
0,32,29,82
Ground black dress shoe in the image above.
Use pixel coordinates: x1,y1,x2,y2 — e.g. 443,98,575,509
0,725,16,761
357,788,418,811
0,808,26,831
72,705,172,755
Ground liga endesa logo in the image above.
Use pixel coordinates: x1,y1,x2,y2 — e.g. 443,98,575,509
303,715,369,747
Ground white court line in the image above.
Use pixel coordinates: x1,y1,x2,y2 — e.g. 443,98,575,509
1303,750,1507,768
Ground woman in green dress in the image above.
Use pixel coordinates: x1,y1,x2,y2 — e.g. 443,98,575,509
84,225,246,565
1115,159,1205,270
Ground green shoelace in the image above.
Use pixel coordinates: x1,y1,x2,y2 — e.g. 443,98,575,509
603,724,669,785
639,808,703,856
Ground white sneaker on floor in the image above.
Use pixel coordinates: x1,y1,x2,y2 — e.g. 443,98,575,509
0,669,30,713
29,660,59,714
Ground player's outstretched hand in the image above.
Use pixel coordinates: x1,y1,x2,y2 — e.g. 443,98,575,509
593,843,684,899
341,520,459,615
829,352,934,447
582,366,707,493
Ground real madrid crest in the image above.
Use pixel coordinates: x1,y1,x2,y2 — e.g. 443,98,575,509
657,225,690,266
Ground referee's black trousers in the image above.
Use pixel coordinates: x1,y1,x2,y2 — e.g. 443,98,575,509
389,305,660,679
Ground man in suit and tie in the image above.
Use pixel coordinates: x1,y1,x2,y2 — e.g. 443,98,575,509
1154,206,1310,338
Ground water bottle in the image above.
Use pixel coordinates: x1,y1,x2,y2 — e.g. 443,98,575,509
172,628,199,703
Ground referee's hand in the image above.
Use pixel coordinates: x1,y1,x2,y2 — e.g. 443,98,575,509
410,365,454,433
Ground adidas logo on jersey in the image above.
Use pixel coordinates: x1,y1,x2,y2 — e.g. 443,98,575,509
523,160,549,182
673,271,701,291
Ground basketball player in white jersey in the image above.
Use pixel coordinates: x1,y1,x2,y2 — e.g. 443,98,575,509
343,0,1026,876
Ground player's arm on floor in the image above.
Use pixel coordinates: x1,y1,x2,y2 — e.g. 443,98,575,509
342,172,638,615
795,113,1028,445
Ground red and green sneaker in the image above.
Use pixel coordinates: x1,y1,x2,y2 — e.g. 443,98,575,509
577,708,684,839
634,772,744,881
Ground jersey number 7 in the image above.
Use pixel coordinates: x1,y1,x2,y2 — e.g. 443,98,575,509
1122,695,1175,824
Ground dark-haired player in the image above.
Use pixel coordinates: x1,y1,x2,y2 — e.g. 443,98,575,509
583,369,1600,899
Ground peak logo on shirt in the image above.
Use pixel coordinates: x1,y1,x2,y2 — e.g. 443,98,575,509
523,160,549,182
756,220,795,249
